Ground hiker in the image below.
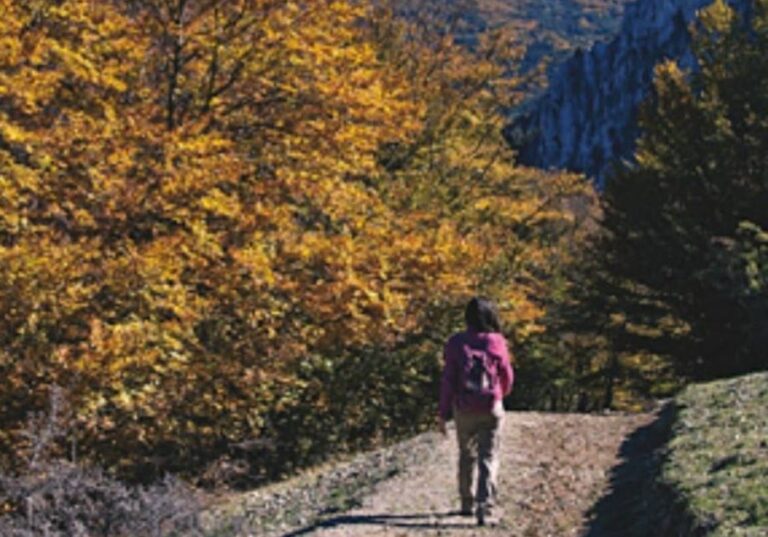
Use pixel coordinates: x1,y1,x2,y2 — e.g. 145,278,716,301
438,296,514,526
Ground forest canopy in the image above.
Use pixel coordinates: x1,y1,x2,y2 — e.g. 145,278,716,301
0,0,592,482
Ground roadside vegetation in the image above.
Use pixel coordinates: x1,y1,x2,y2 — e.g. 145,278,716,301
663,372,768,536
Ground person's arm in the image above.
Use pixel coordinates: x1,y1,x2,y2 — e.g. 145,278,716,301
494,335,514,396
438,339,458,424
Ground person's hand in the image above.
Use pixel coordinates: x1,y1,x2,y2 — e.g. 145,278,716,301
437,416,448,436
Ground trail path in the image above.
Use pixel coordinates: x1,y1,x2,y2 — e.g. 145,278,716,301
214,408,665,537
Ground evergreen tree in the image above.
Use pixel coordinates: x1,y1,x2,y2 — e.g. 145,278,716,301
600,0,768,379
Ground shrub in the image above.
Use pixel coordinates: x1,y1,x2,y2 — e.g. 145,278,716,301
0,388,203,537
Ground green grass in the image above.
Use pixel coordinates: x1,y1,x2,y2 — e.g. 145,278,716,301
664,372,768,536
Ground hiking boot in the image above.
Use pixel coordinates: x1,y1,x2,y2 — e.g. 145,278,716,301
476,505,500,527
459,499,474,516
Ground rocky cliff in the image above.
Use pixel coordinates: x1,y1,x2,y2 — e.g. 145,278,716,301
508,0,748,186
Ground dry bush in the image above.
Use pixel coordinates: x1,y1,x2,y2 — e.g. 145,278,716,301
0,388,203,537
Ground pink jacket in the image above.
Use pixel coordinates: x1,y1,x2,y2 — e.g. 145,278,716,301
438,329,514,420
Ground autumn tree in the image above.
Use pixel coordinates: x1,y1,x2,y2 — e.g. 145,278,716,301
367,5,600,414
373,5,595,337
0,0,448,479
1,0,598,481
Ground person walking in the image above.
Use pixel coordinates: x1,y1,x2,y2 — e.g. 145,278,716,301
438,297,514,526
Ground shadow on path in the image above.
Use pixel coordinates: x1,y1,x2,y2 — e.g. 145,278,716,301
283,511,476,536
581,402,685,537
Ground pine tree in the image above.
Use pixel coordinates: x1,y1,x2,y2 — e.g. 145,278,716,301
599,0,768,379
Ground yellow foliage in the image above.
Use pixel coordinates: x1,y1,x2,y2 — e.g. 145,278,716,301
0,0,595,477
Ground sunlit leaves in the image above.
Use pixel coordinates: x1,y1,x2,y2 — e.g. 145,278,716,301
0,0,594,478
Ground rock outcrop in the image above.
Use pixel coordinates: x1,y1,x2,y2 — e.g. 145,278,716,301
508,0,748,186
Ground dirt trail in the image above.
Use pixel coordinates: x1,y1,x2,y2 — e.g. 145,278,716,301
266,409,660,537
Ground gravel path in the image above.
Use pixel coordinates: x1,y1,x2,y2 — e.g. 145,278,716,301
208,409,660,537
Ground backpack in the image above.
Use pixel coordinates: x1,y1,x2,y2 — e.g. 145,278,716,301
458,345,499,409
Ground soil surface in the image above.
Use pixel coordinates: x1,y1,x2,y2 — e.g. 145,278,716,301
209,408,666,537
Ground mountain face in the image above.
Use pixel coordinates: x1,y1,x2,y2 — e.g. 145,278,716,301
507,0,748,186
452,0,634,71
396,0,632,72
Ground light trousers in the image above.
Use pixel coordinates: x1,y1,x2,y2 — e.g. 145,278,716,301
454,402,504,510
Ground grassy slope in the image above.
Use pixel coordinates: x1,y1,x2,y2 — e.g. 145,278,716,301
664,372,768,536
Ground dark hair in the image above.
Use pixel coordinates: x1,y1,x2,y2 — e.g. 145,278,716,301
465,296,501,333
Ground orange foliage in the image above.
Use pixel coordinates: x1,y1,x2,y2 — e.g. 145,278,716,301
0,0,594,479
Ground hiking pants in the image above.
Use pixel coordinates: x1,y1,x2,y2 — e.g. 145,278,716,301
454,403,504,511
